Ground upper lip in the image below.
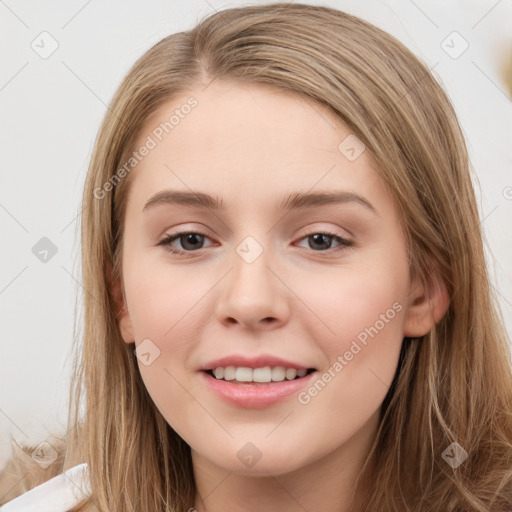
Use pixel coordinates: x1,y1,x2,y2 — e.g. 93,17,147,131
200,354,315,371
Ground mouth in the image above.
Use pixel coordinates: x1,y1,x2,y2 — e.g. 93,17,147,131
203,367,317,385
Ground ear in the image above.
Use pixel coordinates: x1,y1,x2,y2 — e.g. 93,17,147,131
107,262,135,344
403,274,450,337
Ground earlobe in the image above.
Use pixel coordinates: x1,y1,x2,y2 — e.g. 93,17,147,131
107,263,135,344
403,274,450,338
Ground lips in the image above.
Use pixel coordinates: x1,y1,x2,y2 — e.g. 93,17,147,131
200,367,318,408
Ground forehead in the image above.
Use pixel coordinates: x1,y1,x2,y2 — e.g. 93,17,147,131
126,80,389,215
138,79,344,153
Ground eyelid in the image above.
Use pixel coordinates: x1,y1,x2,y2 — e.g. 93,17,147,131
294,223,352,241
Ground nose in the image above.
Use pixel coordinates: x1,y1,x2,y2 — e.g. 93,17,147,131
214,247,290,331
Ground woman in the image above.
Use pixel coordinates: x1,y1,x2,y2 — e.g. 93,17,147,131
1,3,511,511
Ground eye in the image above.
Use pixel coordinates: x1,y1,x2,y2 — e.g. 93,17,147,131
157,231,214,254
295,230,353,252
157,229,353,256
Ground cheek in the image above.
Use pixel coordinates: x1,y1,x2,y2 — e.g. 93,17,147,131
293,258,408,407
129,273,203,423
293,261,408,427
123,256,205,341
125,265,212,416
296,260,407,352
322,277,405,351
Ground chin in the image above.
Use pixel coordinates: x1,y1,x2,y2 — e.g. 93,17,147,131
214,445,310,477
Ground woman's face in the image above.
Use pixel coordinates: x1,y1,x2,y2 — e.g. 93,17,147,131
115,79,439,477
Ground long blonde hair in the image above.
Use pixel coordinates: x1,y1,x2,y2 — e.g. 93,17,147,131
2,3,511,511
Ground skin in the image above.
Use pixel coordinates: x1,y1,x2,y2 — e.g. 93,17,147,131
113,79,449,512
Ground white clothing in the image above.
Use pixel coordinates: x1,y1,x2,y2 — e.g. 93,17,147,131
0,463,91,512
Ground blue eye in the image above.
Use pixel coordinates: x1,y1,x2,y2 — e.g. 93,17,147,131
157,230,353,256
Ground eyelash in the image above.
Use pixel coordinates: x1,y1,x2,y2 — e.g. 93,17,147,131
157,229,353,257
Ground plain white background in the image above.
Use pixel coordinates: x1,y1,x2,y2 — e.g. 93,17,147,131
1,0,511,470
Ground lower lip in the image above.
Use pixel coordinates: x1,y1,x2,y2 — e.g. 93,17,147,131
199,370,317,408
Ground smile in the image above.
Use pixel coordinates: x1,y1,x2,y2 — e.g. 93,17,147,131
200,367,318,408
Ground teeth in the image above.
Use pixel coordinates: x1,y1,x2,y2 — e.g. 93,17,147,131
210,366,309,383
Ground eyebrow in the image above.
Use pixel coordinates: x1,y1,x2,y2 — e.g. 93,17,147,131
142,189,376,214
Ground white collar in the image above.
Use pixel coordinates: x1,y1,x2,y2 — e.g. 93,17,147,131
1,463,91,512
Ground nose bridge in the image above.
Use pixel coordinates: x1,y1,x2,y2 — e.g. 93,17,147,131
232,235,272,296
215,233,289,328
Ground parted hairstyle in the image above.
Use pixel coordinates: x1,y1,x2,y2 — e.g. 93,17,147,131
1,3,511,511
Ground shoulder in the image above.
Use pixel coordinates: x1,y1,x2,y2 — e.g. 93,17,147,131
0,434,67,505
